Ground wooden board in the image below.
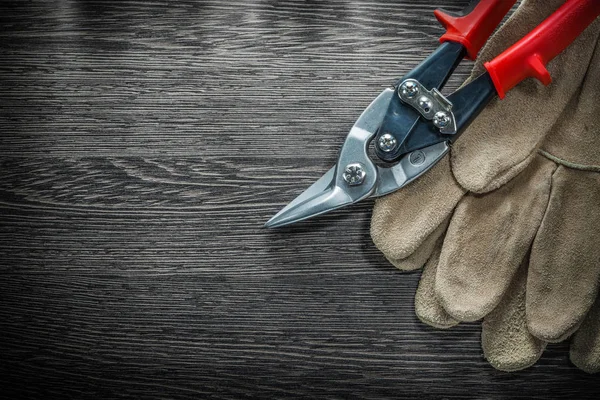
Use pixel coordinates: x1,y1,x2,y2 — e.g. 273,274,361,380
1,0,599,398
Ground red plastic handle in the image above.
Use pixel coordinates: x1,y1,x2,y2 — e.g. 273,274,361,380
484,0,600,99
435,0,517,60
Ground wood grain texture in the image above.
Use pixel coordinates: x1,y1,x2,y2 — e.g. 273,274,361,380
0,1,599,398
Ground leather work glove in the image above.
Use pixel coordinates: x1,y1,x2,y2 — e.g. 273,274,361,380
371,0,600,372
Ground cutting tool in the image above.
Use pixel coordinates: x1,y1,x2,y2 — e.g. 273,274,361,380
266,0,600,228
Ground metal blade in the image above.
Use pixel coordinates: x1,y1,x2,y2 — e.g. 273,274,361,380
270,167,335,219
264,181,352,228
265,88,396,228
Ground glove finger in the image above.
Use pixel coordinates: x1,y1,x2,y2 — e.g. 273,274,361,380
482,261,547,372
436,156,556,322
570,295,600,374
385,217,449,271
415,239,458,329
452,8,600,194
371,155,464,262
527,166,600,342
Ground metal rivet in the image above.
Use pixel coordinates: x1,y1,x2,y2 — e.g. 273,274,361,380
343,163,366,186
378,133,397,152
418,96,432,113
409,150,426,166
400,80,419,98
433,111,450,128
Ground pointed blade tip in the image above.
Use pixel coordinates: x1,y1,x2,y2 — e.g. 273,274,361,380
264,214,289,229
263,219,277,229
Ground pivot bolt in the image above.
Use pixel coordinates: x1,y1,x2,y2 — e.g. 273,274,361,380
433,111,450,128
378,133,397,152
400,80,419,98
343,163,366,186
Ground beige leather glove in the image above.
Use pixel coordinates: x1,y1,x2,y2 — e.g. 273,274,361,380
371,0,600,372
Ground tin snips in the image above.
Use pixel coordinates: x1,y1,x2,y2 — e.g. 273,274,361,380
266,0,600,228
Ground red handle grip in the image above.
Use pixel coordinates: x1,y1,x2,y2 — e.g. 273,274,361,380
484,0,600,99
435,0,517,60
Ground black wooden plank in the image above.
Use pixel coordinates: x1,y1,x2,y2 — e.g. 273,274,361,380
1,1,599,399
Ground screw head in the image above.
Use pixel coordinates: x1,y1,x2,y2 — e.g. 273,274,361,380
378,133,397,152
418,96,433,113
343,163,366,186
400,80,419,98
433,111,450,128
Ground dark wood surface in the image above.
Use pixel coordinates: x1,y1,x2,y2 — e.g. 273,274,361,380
1,1,599,398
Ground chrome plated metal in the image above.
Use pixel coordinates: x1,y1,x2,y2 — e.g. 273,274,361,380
373,141,449,197
398,78,457,135
265,88,395,228
418,96,433,113
268,166,335,221
264,87,451,228
400,80,419,98
343,163,366,186
377,133,397,152
433,111,450,128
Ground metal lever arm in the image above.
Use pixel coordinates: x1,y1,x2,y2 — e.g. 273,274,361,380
374,0,515,163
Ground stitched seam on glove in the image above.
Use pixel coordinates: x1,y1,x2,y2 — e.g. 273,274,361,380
538,150,600,172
